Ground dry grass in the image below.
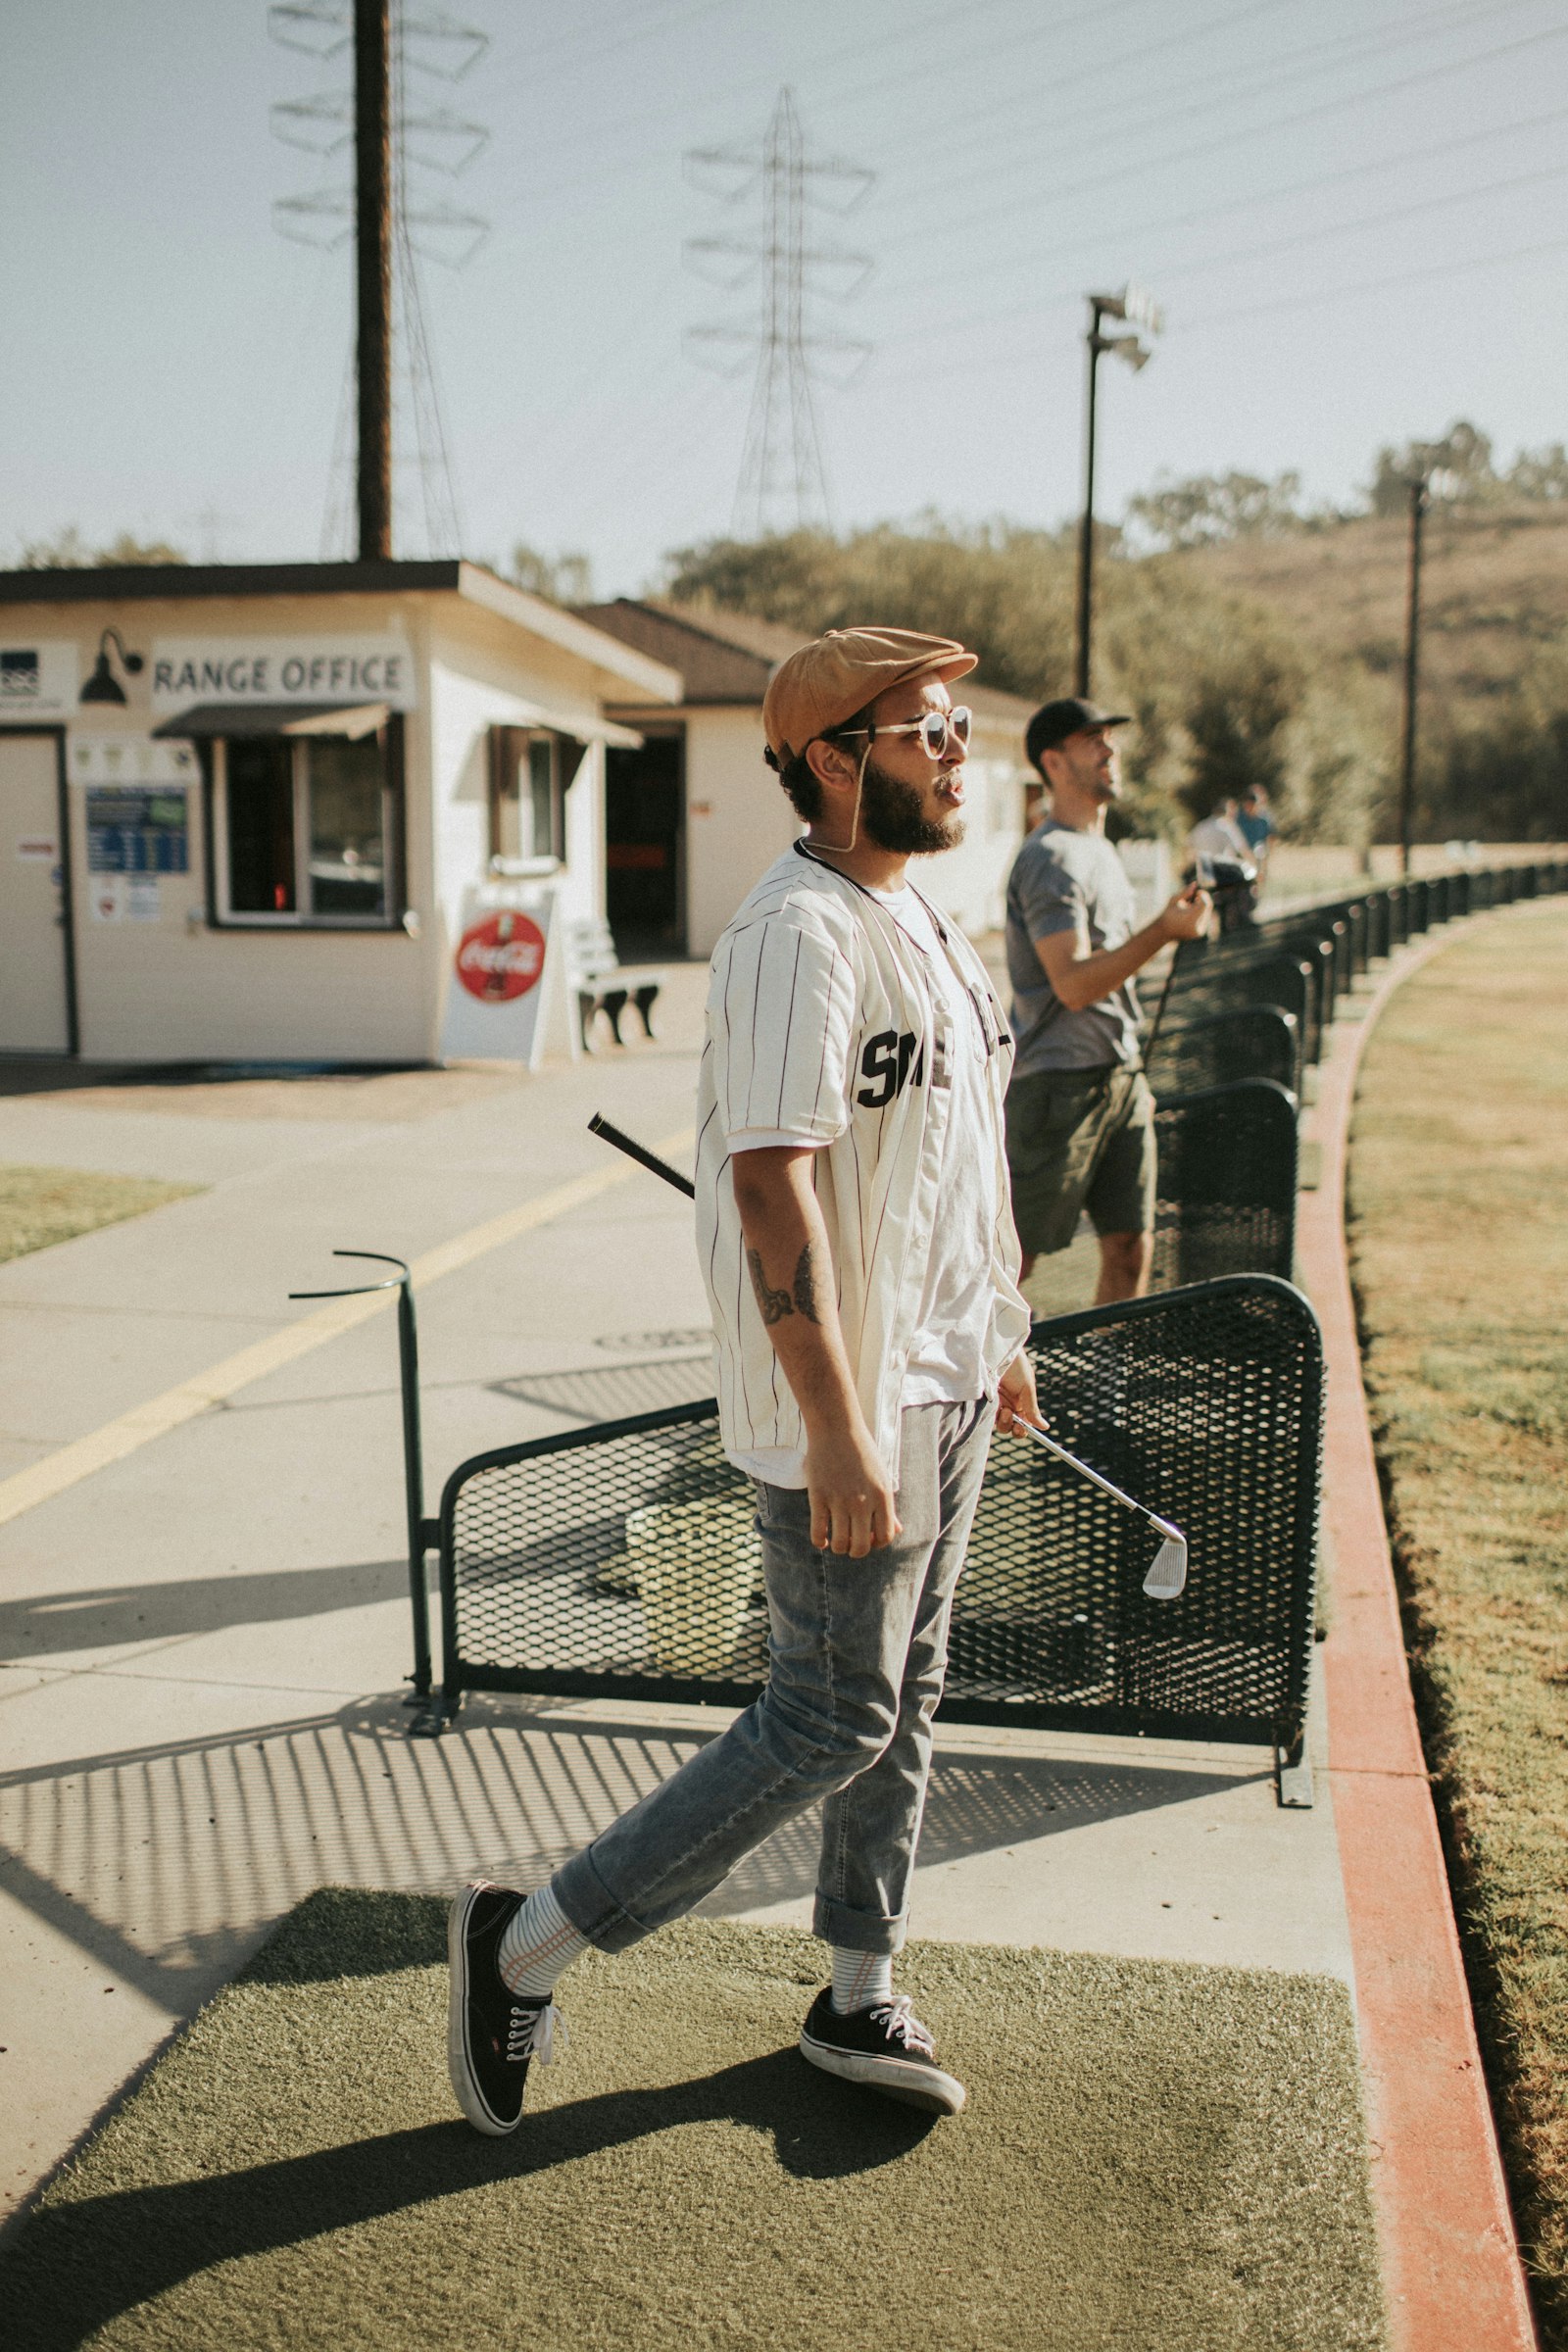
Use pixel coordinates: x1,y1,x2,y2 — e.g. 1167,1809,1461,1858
1348,899,1568,2342
0,1164,198,1264
1184,505,1568,705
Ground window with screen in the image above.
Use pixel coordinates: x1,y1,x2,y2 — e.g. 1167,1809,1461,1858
217,730,397,926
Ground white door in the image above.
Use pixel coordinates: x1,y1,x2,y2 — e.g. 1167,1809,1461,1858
0,733,72,1053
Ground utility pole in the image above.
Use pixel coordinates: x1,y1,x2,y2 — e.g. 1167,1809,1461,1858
1073,285,1160,699
354,0,394,562
1397,473,1429,877
1074,300,1105,699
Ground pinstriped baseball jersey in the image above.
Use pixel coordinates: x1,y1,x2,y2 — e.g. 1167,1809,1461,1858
695,844,1029,1489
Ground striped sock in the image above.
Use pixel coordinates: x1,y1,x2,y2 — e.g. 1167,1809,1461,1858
831,1948,894,2015
497,1880,592,2000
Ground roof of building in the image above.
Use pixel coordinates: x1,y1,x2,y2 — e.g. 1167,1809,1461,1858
578,598,1037,734
0,560,682,705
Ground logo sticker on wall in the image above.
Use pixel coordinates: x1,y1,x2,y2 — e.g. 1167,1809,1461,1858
0,643,78,720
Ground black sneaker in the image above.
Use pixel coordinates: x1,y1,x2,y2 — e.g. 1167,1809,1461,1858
447,1882,566,2135
798,1987,966,2116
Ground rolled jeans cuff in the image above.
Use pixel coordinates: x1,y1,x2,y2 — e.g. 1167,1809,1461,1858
549,1847,649,1955
812,1890,906,1956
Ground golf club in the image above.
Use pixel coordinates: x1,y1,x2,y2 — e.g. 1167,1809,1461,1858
588,1112,1190,1600
1016,1419,1189,1600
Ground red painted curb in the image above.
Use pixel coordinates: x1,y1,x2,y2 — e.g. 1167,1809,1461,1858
1298,921,1539,2352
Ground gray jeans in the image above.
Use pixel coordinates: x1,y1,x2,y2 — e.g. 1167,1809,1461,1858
551,1396,995,1957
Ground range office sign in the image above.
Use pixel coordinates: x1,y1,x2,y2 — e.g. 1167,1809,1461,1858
149,636,417,711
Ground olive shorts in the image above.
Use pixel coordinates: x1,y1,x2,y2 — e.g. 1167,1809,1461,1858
1004,1063,1156,1256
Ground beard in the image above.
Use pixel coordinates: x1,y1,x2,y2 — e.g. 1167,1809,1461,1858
858,756,966,855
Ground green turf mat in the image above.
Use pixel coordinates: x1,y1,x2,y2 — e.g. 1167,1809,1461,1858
7,1889,1386,2351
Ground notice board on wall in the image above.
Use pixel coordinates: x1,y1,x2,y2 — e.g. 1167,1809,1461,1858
85,789,189,874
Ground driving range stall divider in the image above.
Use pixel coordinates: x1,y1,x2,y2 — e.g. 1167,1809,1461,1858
291,1240,1327,1803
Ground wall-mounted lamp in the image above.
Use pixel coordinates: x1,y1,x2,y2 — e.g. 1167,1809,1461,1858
79,627,145,706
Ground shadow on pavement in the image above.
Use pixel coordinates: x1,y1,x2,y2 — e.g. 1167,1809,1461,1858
0,1561,409,1659
0,1692,1257,2011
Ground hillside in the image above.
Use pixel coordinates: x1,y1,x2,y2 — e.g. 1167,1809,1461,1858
1176,505,1568,711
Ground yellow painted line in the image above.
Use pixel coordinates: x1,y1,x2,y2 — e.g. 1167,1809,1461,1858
0,1126,695,1531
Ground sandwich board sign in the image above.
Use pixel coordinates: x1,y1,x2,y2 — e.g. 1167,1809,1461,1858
438,883,577,1069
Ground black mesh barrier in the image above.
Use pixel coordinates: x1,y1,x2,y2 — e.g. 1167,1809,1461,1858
434,1278,1323,1756
1163,953,1319,1063
1151,1081,1298,1289
1148,1005,1300,1100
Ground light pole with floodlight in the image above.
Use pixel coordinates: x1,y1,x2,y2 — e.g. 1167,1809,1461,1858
1074,283,1162,698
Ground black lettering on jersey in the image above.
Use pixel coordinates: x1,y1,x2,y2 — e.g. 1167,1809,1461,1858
857,1028,923,1109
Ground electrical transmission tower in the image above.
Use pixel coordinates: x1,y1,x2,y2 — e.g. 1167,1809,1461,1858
268,1,489,560
685,89,873,538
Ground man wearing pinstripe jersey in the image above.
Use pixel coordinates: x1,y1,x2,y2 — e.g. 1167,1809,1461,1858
449,630,1044,2133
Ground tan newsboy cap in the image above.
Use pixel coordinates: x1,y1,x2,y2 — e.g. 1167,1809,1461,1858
762,625,978,766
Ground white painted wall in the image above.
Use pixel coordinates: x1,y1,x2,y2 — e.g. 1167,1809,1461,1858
68,725,438,1063
684,705,800,958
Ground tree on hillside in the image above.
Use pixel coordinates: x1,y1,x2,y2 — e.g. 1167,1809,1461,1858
1124,469,1305,551
17,528,189,567
1502,443,1568,503
663,514,1078,705
661,515,1386,845
1368,420,1494,513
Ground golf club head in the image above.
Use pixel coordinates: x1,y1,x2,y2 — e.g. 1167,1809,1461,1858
1143,1536,1188,1601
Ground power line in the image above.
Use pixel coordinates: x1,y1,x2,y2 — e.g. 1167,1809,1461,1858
872,229,1568,389
1172,230,1568,332
870,3,1564,265
876,102,1568,346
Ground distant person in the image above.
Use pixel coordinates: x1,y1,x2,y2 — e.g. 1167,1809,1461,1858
1237,785,1277,884
1004,698,1209,1302
1186,797,1257,933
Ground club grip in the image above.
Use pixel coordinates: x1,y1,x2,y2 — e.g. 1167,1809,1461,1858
587,1113,696,1200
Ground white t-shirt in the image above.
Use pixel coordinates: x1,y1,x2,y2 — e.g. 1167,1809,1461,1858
874,887,998,1408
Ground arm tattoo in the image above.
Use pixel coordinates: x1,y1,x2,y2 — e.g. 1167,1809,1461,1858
747,1248,794,1326
792,1242,823,1325
746,1242,825,1328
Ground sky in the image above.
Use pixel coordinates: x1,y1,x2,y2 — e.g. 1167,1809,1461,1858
3,0,1566,595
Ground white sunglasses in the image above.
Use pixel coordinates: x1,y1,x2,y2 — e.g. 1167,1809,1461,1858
828,705,972,760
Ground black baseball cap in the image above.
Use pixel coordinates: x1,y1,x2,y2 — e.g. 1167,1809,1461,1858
1025,696,1132,771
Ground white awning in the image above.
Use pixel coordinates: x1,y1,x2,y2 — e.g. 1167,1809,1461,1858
508,700,643,750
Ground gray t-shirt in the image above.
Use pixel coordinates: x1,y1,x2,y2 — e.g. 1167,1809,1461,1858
1004,820,1142,1075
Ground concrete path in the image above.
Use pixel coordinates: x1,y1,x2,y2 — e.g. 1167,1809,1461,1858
1,962,1350,2234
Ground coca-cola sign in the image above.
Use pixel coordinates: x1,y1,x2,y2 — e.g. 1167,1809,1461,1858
455,910,546,1002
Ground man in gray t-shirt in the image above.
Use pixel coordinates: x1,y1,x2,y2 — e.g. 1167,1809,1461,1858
1004,698,1208,1302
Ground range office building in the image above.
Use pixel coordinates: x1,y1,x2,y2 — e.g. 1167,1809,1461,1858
0,562,679,1064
